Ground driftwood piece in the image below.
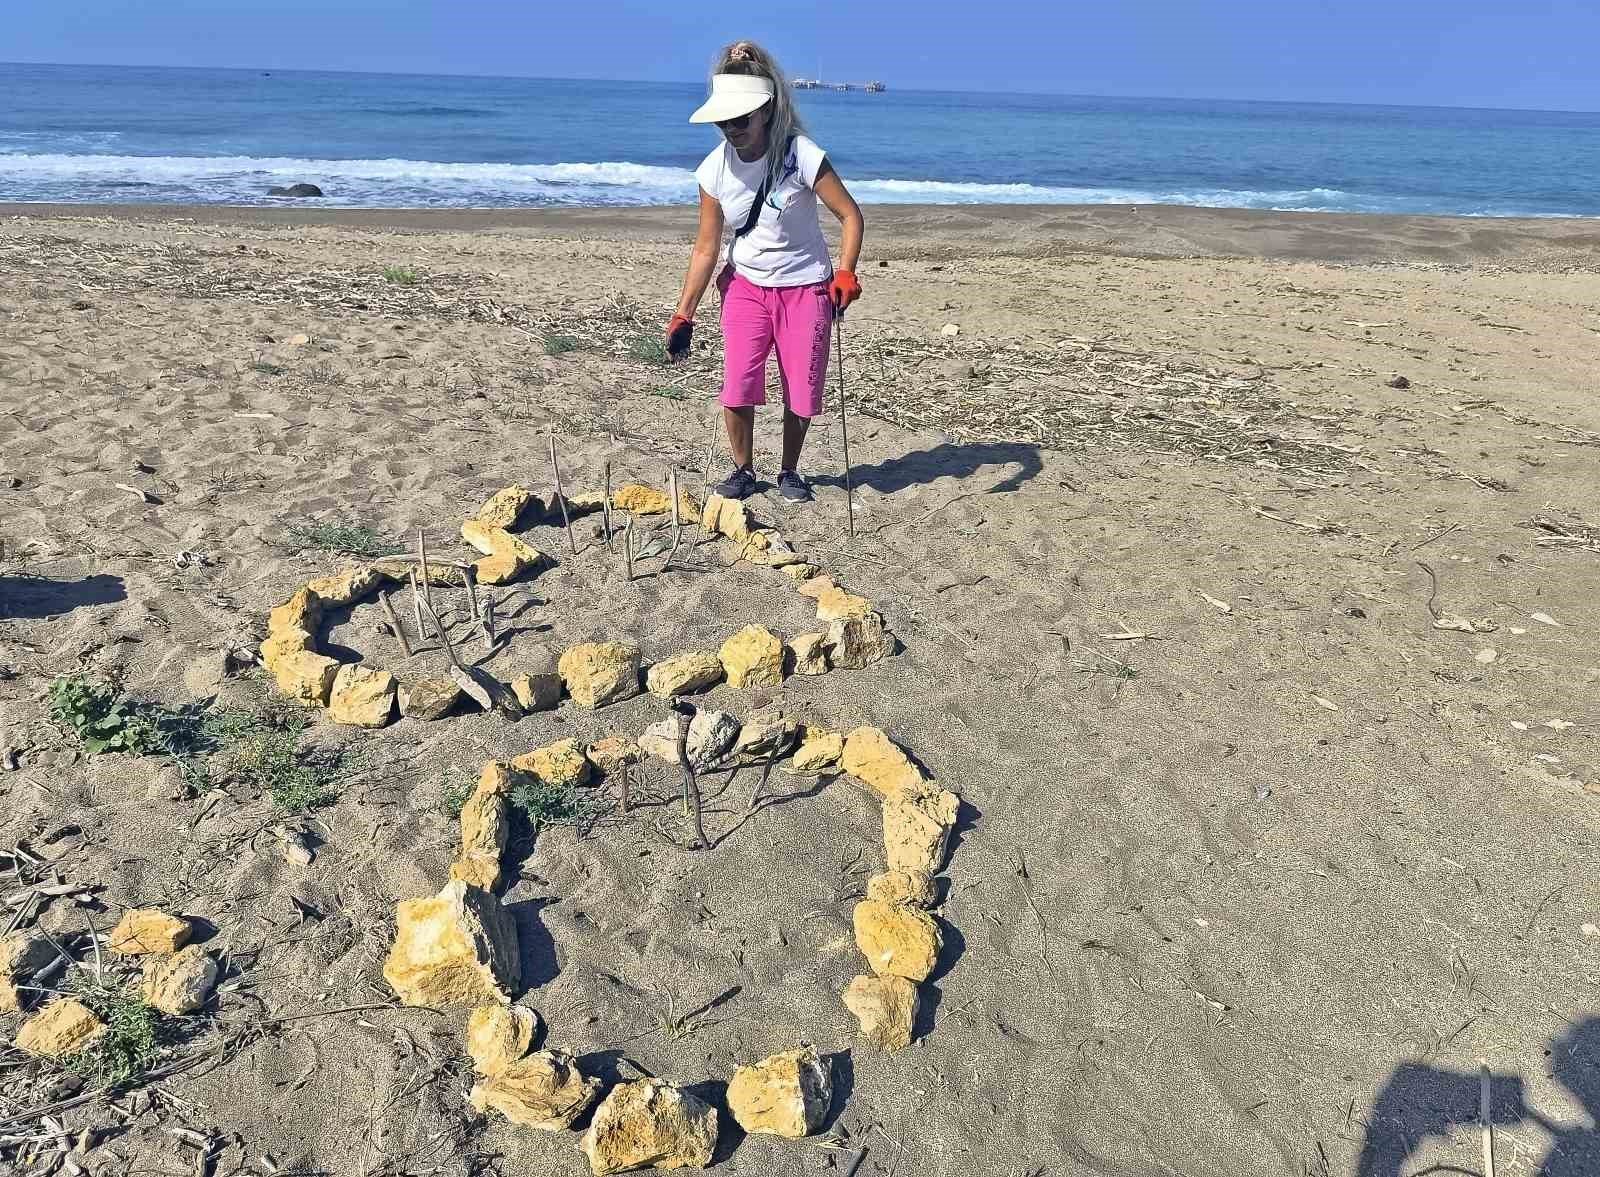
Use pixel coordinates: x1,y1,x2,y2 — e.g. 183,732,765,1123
623,514,636,582
460,566,481,621
408,570,432,641
603,462,614,552
378,590,414,657
698,410,719,539
417,529,441,636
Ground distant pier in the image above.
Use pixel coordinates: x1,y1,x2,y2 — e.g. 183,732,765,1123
792,78,886,93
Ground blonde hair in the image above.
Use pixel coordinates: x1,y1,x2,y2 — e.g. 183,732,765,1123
712,40,806,192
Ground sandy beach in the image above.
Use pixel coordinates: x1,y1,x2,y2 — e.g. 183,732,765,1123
2,200,1598,1177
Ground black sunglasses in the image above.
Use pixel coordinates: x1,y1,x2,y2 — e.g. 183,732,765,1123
716,111,760,131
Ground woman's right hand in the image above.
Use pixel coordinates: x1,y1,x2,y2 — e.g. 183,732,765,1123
666,314,695,362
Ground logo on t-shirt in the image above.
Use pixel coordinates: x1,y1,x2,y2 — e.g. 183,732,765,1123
765,146,801,211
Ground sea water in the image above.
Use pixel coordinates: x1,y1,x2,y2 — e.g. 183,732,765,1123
3,63,1598,216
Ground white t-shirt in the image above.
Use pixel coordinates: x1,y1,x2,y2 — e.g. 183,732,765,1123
695,133,832,288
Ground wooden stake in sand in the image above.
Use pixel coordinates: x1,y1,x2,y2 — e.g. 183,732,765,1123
623,514,636,582
379,590,414,657
1480,1061,1495,1177
698,409,720,539
602,462,615,552
673,702,708,850
662,469,683,572
459,566,480,622
408,570,431,641
417,529,441,632
548,431,577,554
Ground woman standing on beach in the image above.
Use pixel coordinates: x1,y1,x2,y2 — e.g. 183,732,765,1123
667,40,864,504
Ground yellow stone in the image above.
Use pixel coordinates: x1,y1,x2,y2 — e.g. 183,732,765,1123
781,561,821,581
327,663,396,727
719,625,784,689
475,485,538,530
452,768,510,892
646,651,724,698
382,881,520,1008
461,520,544,585
852,899,941,982
305,566,388,607
261,632,340,706
786,632,831,677
267,586,323,635
611,483,698,517
472,1049,602,1132
586,736,641,773
580,1079,719,1175
865,869,938,909
884,780,960,876
842,975,920,1052
16,998,107,1059
841,727,927,798
727,1047,832,1138
140,945,218,1015
108,909,192,956
511,738,591,788
702,494,752,542
791,729,845,774
558,642,641,709
466,1004,540,1076
796,575,837,601
813,584,873,623
0,932,53,1013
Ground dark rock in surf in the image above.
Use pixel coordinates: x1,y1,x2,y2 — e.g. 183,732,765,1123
268,183,324,198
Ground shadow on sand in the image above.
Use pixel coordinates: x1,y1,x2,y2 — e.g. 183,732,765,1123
0,573,126,620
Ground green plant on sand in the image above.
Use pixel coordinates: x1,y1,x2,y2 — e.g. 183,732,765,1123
542,332,581,356
383,265,419,285
285,516,405,558
62,976,162,1088
229,709,340,813
628,334,669,365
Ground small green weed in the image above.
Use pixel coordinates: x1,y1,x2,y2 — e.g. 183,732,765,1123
649,385,687,401
440,771,475,816
383,265,419,285
229,712,337,813
302,363,347,387
542,333,581,356
627,335,669,365
250,360,287,377
49,674,167,756
63,978,161,1087
507,775,602,827
286,517,404,558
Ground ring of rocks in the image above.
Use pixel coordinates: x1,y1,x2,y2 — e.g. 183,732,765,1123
254,483,964,1172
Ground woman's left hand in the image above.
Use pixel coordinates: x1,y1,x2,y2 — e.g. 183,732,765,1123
828,269,861,312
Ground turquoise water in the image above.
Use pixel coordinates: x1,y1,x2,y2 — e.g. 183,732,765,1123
3,63,1599,215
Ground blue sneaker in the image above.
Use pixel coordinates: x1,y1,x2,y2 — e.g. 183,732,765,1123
712,464,757,500
777,469,814,503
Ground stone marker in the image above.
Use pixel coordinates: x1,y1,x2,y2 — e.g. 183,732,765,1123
841,727,927,798
466,1003,541,1076
108,909,192,956
842,974,920,1052
305,566,388,607
382,880,520,1008
719,625,784,688
0,931,53,1012
733,706,800,761
646,651,724,699
452,765,511,892
398,677,461,721
884,780,960,876
558,642,641,709
826,612,894,670
472,1048,602,1132
580,1078,718,1175
813,584,873,624
510,670,563,712
727,1046,833,1138
786,632,831,677
853,899,942,982
511,738,591,788
16,998,107,1058
462,520,545,585
865,868,938,909
475,485,539,530
327,664,396,727
586,736,642,773
790,729,845,774
141,945,218,1015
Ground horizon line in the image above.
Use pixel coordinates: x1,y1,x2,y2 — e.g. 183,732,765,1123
2,58,1599,118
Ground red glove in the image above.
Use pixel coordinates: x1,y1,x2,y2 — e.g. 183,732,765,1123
828,270,861,313
666,314,694,362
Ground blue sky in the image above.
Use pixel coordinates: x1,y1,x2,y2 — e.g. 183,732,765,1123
6,0,1598,111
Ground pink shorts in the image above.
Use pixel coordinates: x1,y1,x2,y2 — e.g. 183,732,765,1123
718,270,831,418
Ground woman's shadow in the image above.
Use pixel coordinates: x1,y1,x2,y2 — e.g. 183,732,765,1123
1357,1017,1600,1176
